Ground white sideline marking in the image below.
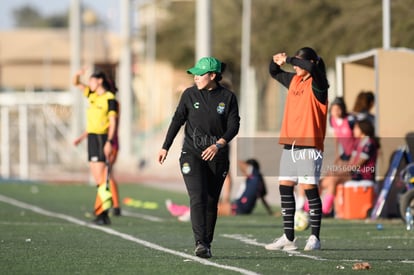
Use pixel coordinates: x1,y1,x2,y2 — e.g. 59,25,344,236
372,236,414,240
0,195,259,275
221,234,265,247
122,209,164,222
0,221,63,226
222,234,414,264
221,234,327,261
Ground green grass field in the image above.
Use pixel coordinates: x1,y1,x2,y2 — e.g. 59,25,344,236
1,182,413,275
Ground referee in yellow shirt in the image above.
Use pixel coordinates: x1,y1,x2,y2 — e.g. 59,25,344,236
73,69,117,225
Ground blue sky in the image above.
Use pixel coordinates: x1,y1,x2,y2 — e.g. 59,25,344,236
0,0,120,31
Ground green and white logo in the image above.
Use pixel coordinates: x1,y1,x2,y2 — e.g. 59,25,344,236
217,102,225,114
182,162,191,174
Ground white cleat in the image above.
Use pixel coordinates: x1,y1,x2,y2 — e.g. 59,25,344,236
304,235,321,251
265,234,298,251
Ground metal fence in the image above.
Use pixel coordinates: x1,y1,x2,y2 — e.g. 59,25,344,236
0,91,86,180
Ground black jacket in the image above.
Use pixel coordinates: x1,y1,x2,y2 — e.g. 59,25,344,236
162,84,240,160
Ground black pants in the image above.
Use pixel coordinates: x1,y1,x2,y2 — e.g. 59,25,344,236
179,151,229,246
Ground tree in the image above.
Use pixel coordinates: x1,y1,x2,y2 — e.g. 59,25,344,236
156,0,414,75
13,5,45,28
13,5,69,28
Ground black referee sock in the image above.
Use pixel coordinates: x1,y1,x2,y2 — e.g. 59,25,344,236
279,185,295,242
305,188,322,240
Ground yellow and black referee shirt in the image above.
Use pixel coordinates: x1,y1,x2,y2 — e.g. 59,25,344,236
84,87,117,134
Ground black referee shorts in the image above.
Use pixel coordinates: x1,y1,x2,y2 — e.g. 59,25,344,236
87,133,107,162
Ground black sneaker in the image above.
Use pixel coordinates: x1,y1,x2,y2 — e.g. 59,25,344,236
93,211,111,225
92,214,105,225
194,242,212,258
102,211,111,225
113,208,121,216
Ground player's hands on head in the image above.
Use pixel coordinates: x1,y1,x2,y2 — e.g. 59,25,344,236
273,52,287,66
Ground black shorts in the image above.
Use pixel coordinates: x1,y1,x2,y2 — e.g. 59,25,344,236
88,134,107,162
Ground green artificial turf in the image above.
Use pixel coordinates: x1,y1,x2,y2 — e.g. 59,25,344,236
0,182,413,275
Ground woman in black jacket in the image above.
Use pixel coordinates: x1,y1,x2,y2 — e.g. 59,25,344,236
158,56,240,258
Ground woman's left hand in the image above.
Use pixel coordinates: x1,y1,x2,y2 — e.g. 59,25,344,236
201,144,219,161
104,141,112,160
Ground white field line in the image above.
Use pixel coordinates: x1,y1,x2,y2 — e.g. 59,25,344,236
0,194,259,275
372,236,414,240
121,209,164,222
0,221,63,226
221,234,328,261
402,260,414,264
221,234,414,264
221,234,327,261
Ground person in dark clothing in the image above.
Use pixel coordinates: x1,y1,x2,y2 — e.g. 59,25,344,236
351,90,376,126
319,119,379,215
231,159,269,215
158,56,240,259
166,158,272,219
217,158,271,216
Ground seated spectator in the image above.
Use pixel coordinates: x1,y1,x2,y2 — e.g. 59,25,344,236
166,158,271,221
351,90,375,126
319,119,380,216
329,97,356,162
227,159,271,215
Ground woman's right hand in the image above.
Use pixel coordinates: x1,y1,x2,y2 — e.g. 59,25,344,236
158,149,168,164
75,68,86,76
273,53,287,66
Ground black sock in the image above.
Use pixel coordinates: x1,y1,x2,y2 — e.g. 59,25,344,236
279,185,295,241
305,188,322,239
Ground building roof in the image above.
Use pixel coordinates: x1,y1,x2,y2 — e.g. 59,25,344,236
0,28,121,64
0,28,121,90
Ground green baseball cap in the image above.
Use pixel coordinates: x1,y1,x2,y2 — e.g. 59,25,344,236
187,57,222,75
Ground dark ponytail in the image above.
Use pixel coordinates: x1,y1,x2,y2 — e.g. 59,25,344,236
91,70,118,94
214,62,227,82
295,46,327,75
357,119,381,149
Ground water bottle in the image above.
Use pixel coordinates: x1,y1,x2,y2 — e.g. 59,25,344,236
405,206,413,231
